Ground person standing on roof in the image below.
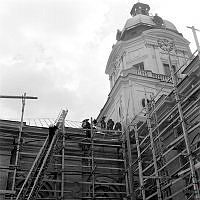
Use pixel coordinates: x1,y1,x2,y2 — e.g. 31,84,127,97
100,116,106,130
114,122,122,131
107,119,114,130
81,119,91,138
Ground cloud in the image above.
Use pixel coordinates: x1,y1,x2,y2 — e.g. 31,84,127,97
0,0,199,122
0,0,116,121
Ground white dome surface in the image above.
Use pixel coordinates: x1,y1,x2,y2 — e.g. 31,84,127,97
124,14,154,29
163,20,178,31
124,14,178,32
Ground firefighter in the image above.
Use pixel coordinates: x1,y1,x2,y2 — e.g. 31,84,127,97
100,116,106,130
114,122,122,131
82,119,91,138
48,125,58,144
107,119,115,130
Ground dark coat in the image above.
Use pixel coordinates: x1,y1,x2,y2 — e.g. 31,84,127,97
82,120,91,138
114,122,122,131
107,119,114,130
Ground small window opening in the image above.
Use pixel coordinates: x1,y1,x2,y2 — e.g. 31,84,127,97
119,107,121,118
133,62,144,71
163,63,176,76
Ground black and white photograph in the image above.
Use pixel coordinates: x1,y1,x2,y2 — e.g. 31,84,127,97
0,0,200,199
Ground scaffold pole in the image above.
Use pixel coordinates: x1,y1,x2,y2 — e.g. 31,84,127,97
187,26,200,56
132,124,146,200
1,93,38,199
158,38,200,200
144,91,162,200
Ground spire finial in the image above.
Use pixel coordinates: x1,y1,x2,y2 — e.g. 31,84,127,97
130,2,150,16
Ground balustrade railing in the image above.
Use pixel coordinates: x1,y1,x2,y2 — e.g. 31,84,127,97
123,68,176,83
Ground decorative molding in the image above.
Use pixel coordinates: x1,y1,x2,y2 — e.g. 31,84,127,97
157,39,175,52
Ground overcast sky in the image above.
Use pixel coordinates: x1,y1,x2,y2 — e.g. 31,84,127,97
0,0,199,122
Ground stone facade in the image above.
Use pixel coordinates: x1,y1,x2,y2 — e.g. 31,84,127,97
98,2,192,128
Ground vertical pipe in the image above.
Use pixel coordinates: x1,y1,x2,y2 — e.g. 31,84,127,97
168,53,200,200
151,99,162,157
121,133,130,198
125,128,135,200
61,115,65,199
133,124,146,200
145,93,162,200
152,99,168,193
191,26,200,56
120,104,130,199
11,93,26,194
91,118,95,199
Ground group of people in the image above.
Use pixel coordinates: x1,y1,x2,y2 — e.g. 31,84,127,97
81,117,122,138
100,117,122,131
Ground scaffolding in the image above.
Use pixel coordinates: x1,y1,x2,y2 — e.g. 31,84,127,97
129,44,200,200
0,46,200,200
0,115,130,199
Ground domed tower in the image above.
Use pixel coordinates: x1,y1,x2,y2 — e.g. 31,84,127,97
98,2,192,125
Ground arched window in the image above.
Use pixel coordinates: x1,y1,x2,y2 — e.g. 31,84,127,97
141,98,150,108
141,98,146,108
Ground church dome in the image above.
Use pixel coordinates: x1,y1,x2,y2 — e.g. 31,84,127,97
124,14,155,30
123,15,178,32
116,2,180,41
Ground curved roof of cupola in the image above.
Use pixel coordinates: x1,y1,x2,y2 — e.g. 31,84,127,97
163,20,178,31
116,2,181,41
124,15,177,32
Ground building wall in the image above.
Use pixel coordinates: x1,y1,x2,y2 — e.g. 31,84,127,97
99,25,191,126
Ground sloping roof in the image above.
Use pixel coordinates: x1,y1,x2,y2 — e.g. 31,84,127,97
0,118,82,128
